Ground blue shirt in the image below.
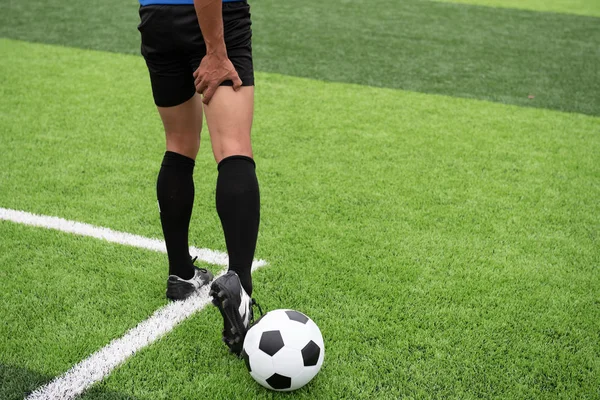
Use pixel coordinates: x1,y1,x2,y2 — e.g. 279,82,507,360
139,0,240,4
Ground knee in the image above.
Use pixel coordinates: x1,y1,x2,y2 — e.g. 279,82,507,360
213,140,253,164
165,131,200,159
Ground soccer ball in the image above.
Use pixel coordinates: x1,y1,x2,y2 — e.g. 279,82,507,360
241,309,325,391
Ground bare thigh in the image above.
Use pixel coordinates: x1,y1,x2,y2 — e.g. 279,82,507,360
203,86,254,164
157,93,204,160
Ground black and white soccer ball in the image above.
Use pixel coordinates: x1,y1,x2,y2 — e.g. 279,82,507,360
241,309,325,391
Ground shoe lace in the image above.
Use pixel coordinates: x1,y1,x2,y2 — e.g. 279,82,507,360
190,256,209,273
250,298,263,324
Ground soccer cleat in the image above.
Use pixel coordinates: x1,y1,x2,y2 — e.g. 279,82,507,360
209,271,261,356
166,258,214,301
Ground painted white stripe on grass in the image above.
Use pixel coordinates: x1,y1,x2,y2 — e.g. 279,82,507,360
0,206,270,400
0,207,267,269
26,284,215,400
27,265,265,400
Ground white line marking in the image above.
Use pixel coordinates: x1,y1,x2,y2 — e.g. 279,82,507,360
0,207,267,269
25,284,216,400
27,267,267,400
0,207,268,399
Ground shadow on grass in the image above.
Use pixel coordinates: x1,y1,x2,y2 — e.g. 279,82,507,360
0,363,140,400
0,363,50,400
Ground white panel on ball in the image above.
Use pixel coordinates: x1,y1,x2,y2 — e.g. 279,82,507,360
279,323,312,351
294,365,321,389
243,324,261,355
270,347,304,378
248,350,275,379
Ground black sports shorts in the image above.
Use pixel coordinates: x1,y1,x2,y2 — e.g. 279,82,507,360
138,1,254,107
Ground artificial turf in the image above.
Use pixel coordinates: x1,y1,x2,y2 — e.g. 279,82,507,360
1,38,599,398
1,0,599,115
431,0,600,17
0,221,169,400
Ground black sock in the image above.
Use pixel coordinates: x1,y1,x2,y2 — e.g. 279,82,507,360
216,155,260,295
157,151,195,280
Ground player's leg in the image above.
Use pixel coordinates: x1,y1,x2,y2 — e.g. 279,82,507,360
204,86,254,163
156,95,213,301
157,93,203,160
206,86,260,355
139,5,213,301
205,86,258,296
203,1,260,355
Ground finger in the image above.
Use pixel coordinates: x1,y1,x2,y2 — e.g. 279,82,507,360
194,70,203,85
202,85,216,104
196,80,208,95
232,74,243,91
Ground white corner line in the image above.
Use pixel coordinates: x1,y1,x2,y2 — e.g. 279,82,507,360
0,206,269,400
0,207,267,269
26,268,262,400
25,284,217,400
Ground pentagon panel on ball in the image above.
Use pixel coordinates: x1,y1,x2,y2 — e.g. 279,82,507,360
242,309,325,391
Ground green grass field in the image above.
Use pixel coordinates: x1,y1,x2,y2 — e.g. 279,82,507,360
1,0,599,399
